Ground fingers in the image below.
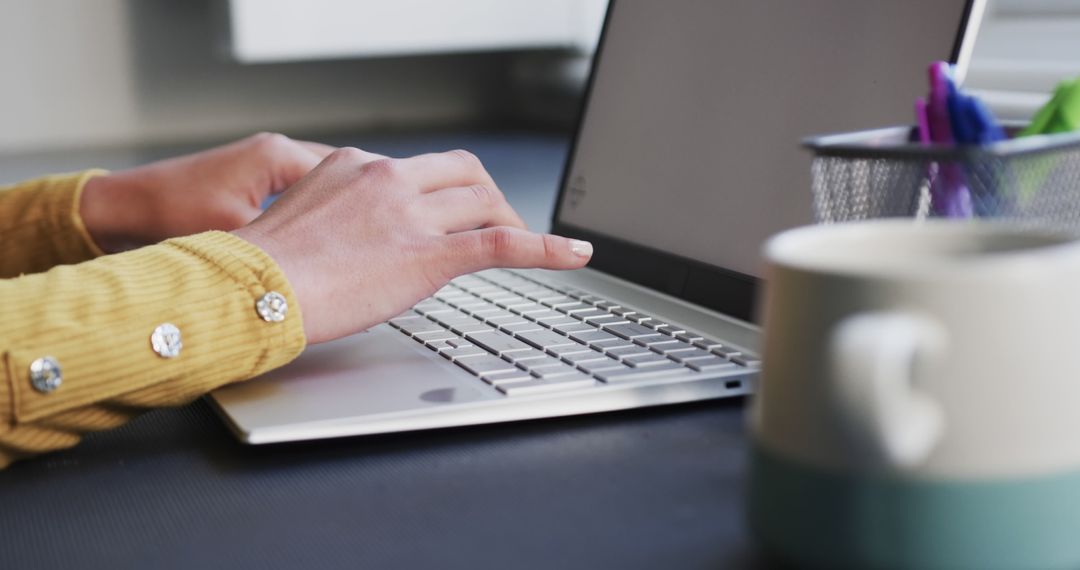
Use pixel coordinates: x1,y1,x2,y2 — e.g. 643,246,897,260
392,149,496,192
295,140,340,160
248,132,386,193
423,184,527,233
443,227,593,275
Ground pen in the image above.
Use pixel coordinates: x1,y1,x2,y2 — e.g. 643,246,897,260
925,62,972,218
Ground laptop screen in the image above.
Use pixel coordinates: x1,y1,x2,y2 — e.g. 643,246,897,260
555,0,984,287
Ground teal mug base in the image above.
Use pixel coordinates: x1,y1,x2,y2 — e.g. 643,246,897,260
748,442,1080,570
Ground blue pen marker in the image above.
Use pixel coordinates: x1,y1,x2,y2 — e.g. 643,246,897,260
948,84,1007,216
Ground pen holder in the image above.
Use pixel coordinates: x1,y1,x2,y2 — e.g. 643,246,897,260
804,126,1080,229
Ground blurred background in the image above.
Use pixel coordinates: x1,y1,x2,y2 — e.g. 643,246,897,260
0,0,605,155
0,0,1077,210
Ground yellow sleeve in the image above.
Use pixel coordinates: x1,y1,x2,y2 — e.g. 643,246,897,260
0,231,307,468
0,170,108,278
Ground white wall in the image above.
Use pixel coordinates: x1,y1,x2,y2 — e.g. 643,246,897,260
965,0,1080,119
0,0,509,153
229,0,607,62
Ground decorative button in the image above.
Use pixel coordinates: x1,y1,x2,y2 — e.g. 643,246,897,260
256,291,288,322
150,323,183,358
29,356,62,394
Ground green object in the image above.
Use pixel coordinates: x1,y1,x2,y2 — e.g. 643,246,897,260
1021,78,1080,136
1006,78,1080,205
747,443,1080,570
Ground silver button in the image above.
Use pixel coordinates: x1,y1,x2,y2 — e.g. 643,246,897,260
29,356,62,393
256,291,288,322
150,323,183,358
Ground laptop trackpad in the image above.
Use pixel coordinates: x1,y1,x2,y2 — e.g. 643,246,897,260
211,324,497,432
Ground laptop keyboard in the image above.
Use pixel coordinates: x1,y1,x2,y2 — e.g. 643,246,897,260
388,270,759,397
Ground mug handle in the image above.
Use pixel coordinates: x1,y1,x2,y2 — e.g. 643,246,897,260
828,312,947,470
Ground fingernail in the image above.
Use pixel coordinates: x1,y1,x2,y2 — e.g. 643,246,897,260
569,239,593,257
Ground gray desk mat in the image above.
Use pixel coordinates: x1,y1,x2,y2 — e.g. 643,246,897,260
0,131,768,569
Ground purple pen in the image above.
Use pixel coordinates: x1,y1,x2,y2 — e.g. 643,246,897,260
925,62,971,217
915,97,931,144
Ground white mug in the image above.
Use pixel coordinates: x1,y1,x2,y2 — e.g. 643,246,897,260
747,220,1080,569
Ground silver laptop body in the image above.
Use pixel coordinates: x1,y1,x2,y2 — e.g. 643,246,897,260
210,0,986,444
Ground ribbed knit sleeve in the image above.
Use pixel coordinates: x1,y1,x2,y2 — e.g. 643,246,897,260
0,231,307,468
0,170,108,278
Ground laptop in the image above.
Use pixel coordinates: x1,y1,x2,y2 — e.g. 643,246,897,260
210,0,987,444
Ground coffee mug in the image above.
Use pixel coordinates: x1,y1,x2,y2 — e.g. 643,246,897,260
747,220,1080,569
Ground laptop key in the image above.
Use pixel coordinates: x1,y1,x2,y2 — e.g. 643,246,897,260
388,314,424,327
676,332,704,343
631,334,666,346
500,321,545,334
603,322,660,340
588,315,629,327
649,323,683,334
414,330,459,343
479,309,516,321
451,322,496,335
398,321,447,336
530,364,584,379
550,321,595,334
692,338,725,350
571,309,610,320
525,310,564,322
712,346,742,358
432,314,477,328
622,353,673,367
667,348,714,362
497,375,595,396
639,337,682,348
561,350,609,364
482,370,533,386
465,331,534,355
520,356,568,371
568,330,620,345
425,340,452,352
455,355,517,376
731,355,761,368
650,340,695,354
576,359,629,375
595,362,692,383
540,296,579,308
685,357,739,372
625,314,654,324
606,345,651,359
546,343,595,357
505,349,548,363
557,303,594,314
493,295,532,308
510,303,549,316
516,330,578,350
442,346,487,360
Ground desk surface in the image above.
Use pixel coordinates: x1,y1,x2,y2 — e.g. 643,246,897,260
0,131,765,570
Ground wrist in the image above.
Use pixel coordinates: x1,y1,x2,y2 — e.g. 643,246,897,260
80,172,150,252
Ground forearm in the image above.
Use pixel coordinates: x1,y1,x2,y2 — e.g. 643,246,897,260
0,231,306,469
0,170,108,278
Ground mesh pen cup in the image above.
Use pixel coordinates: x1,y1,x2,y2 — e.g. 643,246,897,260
805,126,1080,230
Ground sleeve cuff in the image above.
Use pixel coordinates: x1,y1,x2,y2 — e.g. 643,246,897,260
3,231,307,424
68,169,109,258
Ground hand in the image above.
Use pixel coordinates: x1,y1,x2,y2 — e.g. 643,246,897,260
80,132,335,252
232,148,594,344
